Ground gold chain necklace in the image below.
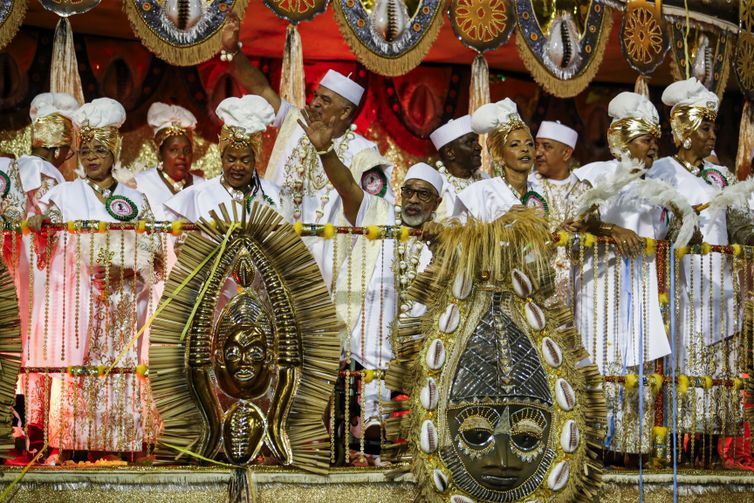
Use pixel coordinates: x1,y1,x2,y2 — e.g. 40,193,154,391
673,155,702,176
157,164,186,194
84,177,116,200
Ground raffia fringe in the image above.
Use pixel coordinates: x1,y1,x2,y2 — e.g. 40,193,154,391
280,24,306,109
0,0,26,52
634,74,650,97
515,7,613,98
331,0,445,77
0,255,21,457
51,18,85,105
735,99,754,180
469,54,492,176
122,1,250,67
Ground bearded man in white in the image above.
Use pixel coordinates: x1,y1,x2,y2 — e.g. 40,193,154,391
220,15,393,290
429,115,485,220
166,95,279,222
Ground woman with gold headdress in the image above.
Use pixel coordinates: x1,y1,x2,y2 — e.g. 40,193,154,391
134,102,204,220
453,98,539,222
572,92,679,459
33,97,161,461
647,78,754,469
165,95,278,222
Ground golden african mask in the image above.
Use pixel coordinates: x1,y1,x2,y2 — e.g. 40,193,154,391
150,204,343,470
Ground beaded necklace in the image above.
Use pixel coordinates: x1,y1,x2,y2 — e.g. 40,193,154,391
394,205,427,316
283,123,356,222
436,160,482,194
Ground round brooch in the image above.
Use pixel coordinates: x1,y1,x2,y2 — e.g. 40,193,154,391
700,168,728,189
522,190,549,218
361,167,388,197
106,195,138,222
0,171,10,199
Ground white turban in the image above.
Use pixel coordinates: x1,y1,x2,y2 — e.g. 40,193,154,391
148,102,197,137
30,92,79,121
471,98,522,134
215,95,274,136
608,92,659,124
662,77,719,112
73,97,126,129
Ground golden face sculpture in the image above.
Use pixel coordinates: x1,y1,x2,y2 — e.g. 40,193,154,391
215,323,272,400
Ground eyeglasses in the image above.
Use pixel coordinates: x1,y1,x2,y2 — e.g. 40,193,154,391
79,146,112,158
400,186,435,202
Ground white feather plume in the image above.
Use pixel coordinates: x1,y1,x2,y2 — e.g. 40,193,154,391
576,154,646,218
702,177,754,212
625,179,698,247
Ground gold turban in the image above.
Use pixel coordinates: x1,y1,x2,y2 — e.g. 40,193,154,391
154,126,193,150
669,104,717,147
31,113,74,149
218,125,262,161
607,118,661,158
77,125,121,159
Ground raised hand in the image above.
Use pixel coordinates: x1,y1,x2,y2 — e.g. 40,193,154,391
298,110,336,153
221,12,241,52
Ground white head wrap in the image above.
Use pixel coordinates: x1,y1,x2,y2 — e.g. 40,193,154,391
215,95,275,136
661,77,719,112
404,162,444,195
72,97,126,130
471,98,522,134
430,115,473,150
608,92,659,124
30,92,79,121
147,102,197,144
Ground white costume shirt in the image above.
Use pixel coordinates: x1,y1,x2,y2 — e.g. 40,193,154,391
453,176,533,222
574,160,671,372
165,175,280,223
436,170,489,222
647,156,735,349
265,99,394,288
134,167,204,220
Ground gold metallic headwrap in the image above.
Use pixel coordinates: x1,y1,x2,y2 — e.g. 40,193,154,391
486,117,530,161
218,125,262,160
76,125,121,158
669,104,718,146
31,113,74,148
607,118,661,158
154,125,193,150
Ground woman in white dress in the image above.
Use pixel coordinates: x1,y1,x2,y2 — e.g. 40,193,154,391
647,78,754,468
33,98,161,460
452,98,536,222
166,95,279,222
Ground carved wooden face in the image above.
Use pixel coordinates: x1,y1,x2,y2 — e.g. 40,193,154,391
214,324,272,400
446,403,552,494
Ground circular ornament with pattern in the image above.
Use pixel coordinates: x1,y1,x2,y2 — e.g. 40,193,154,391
0,170,10,199
449,0,513,52
105,195,138,222
620,1,668,74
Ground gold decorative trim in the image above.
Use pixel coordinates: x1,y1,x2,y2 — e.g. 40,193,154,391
122,1,250,67
0,0,27,52
514,7,614,99
330,0,446,77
